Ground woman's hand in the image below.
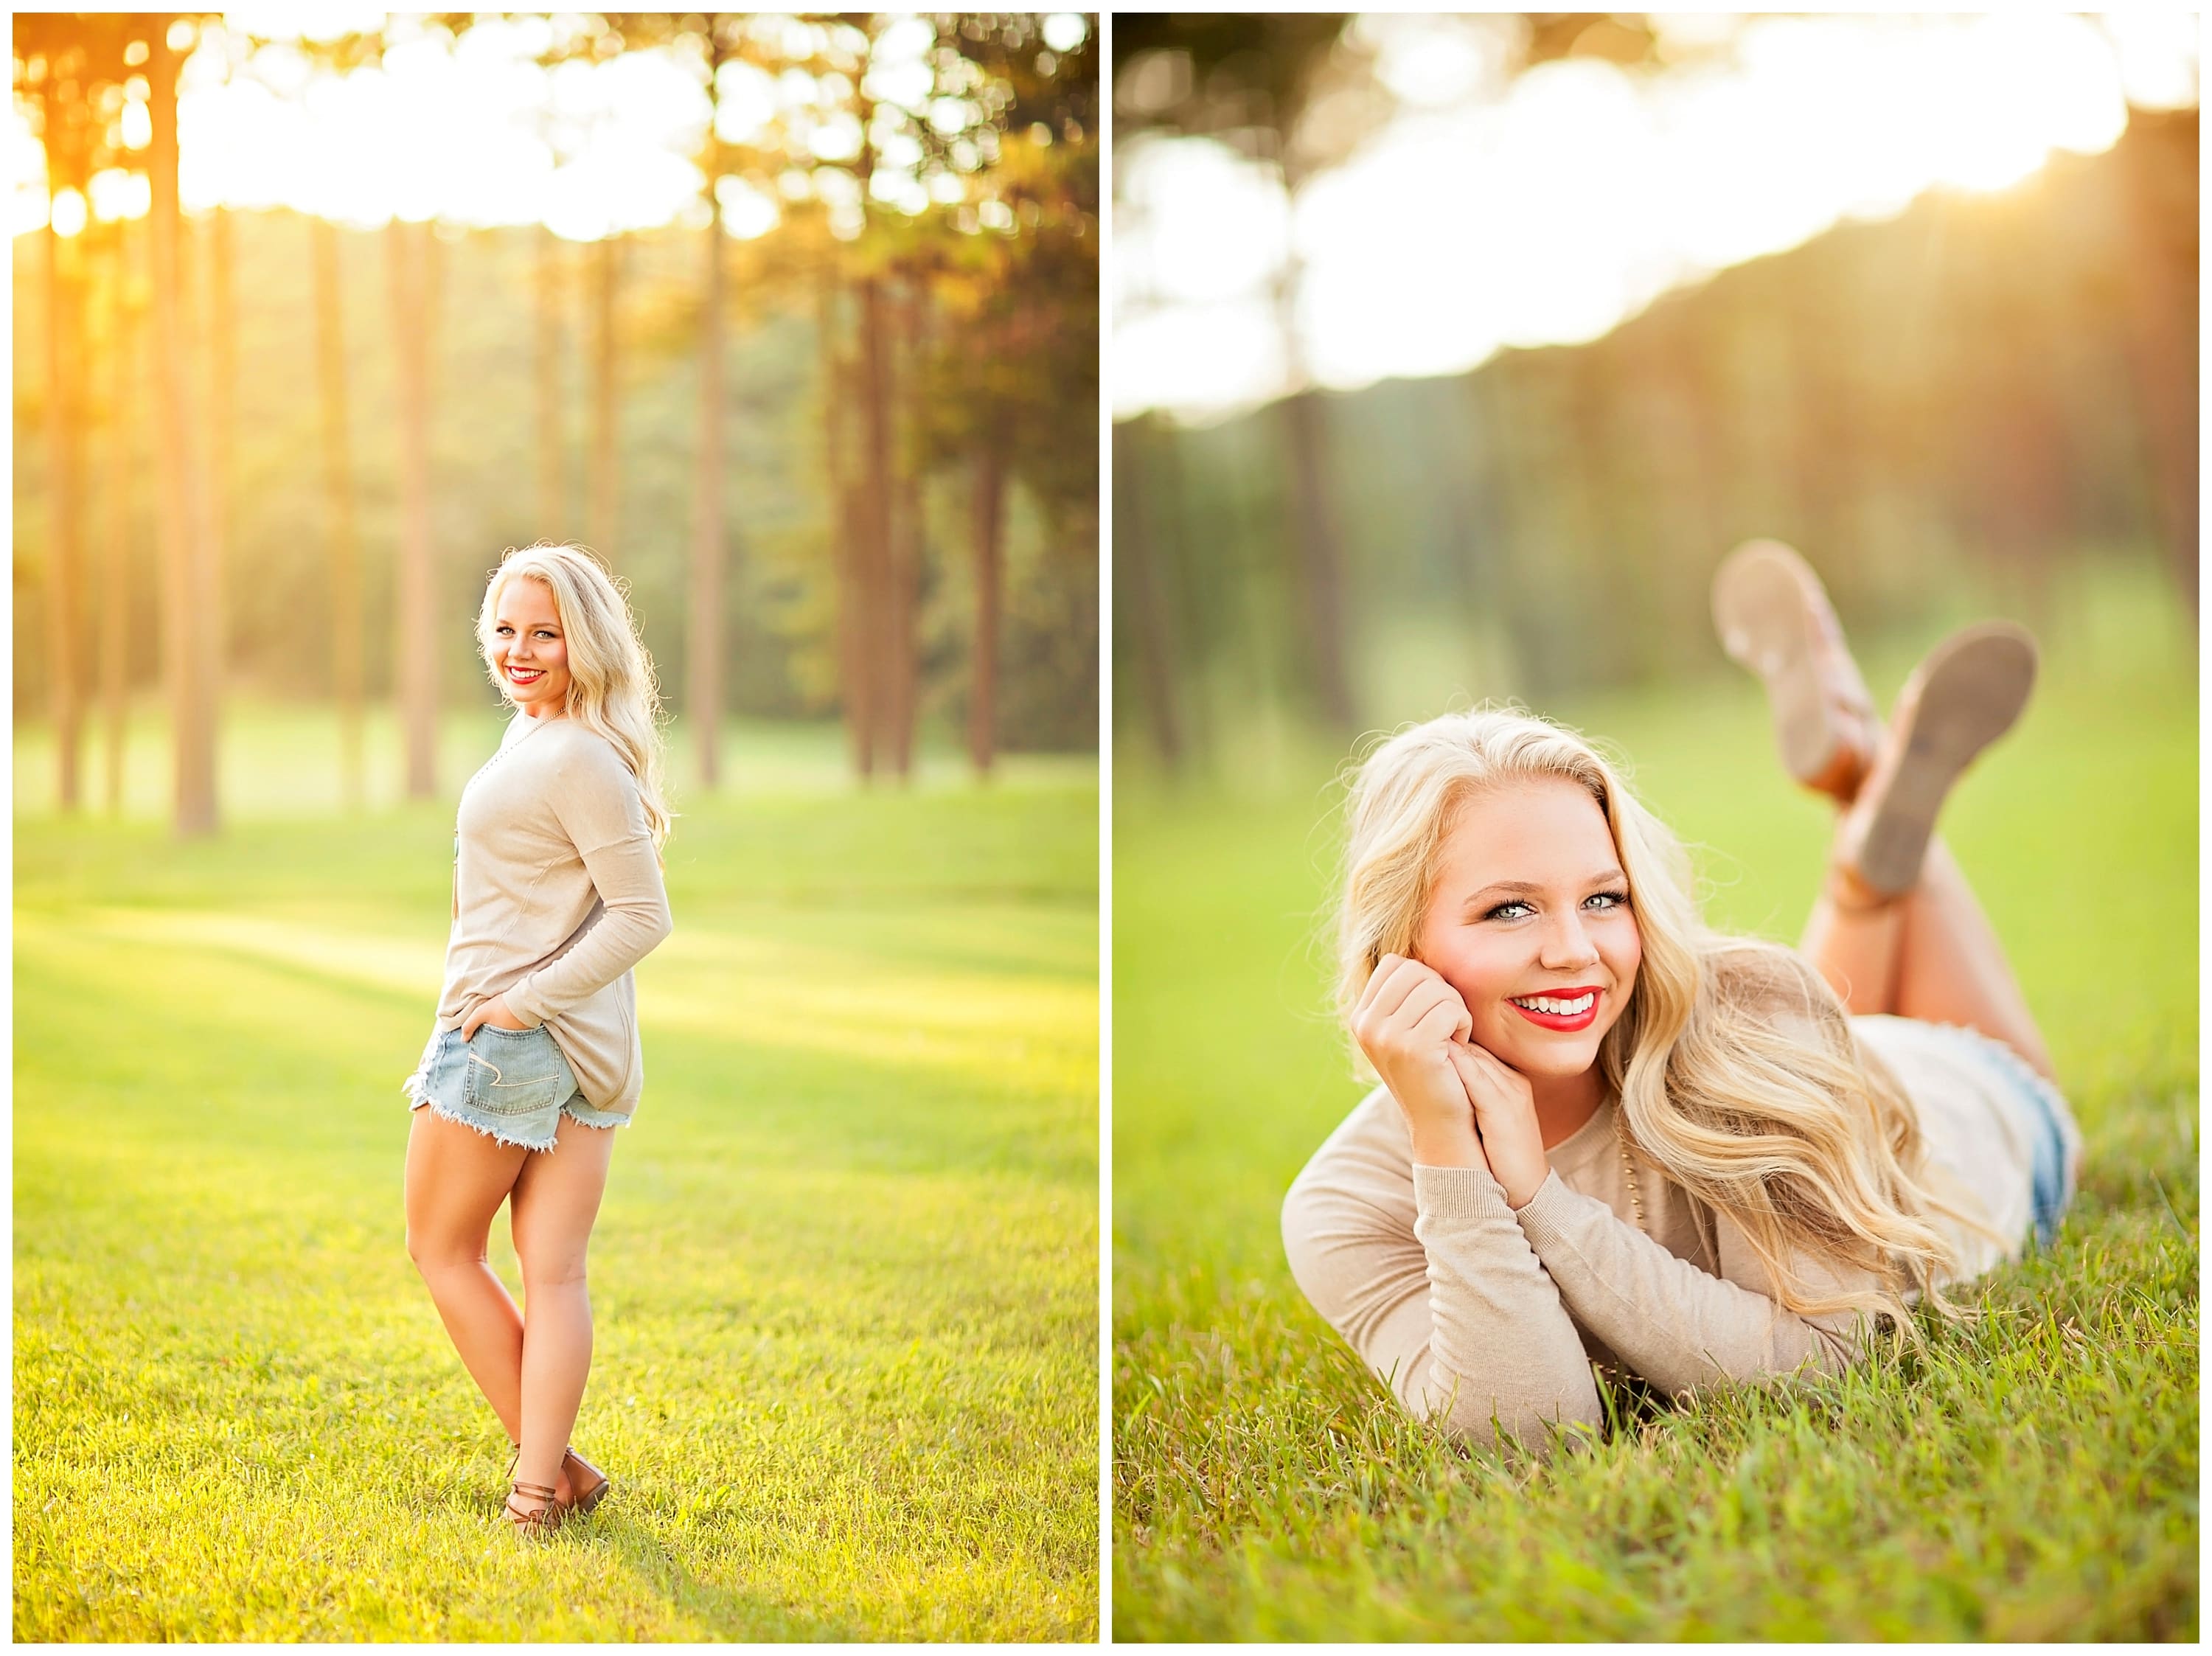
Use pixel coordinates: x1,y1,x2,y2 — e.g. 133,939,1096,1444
1352,955,1487,1171
461,993,530,1039
1446,1040,1548,1208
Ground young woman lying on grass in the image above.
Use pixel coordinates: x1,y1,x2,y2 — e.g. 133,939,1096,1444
1284,541,2081,1454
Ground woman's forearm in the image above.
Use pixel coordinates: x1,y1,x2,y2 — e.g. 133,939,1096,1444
1512,1173,1868,1394
1408,1163,1606,1449
504,835,672,1023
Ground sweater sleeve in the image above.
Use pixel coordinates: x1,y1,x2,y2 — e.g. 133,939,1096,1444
1281,1099,1603,1454
501,740,673,1026
1511,1169,1874,1396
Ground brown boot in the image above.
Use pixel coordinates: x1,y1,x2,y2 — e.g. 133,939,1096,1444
1835,622,2037,897
1712,539,1882,802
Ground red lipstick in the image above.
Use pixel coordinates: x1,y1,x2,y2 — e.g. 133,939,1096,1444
1505,985,1603,1034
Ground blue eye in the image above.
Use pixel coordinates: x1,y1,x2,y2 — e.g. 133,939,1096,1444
1482,890,1629,922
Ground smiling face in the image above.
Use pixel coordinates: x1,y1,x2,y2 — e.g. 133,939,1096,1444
489,574,571,717
1412,775,1643,1085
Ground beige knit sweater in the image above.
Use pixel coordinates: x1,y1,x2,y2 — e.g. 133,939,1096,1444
1281,1015,2038,1451
431,714,672,1116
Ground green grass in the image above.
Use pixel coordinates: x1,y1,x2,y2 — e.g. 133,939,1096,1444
15,721,1098,1641
1112,580,2197,1640
15,699,1099,820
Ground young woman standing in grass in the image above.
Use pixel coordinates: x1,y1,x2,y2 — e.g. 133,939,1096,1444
401,543,675,1531
1284,542,2080,1453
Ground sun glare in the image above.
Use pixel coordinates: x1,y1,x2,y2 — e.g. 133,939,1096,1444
1117,11,2185,423
12,12,969,245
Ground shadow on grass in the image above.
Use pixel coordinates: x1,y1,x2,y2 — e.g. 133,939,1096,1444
515,1509,866,1642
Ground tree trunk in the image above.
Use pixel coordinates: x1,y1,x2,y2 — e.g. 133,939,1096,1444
819,282,872,778
886,282,925,781
313,215,365,810
842,474,877,779
1278,389,1356,732
41,126,86,813
100,216,139,815
858,274,895,782
688,143,727,790
147,37,219,836
536,223,563,540
207,204,233,706
968,435,1007,778
1271,191,1356,733
588,234,620,554
1113,417,1186,770
388,218,437,799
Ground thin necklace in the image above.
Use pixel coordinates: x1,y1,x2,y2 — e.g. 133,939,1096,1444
458,713,559,841
1615,1104,1646,1233
503,708,561,748
478,711,557,776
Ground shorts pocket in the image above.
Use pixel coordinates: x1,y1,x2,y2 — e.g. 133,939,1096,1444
463,1026,568,1116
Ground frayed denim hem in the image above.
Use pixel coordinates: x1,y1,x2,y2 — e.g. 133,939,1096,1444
403,1070,626,1150
408,1090,563,1153
402,1023,627,1150
563,1101,630,1130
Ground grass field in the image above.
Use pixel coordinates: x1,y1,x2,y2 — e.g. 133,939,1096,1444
15,717,1098,1641
1113,573,2197,1640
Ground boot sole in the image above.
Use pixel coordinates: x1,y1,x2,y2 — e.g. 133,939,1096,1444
1712,540,1860,791
1854,625,2037,894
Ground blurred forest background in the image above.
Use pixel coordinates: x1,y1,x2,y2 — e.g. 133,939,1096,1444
1110,13,2197,775
14,9,1099,835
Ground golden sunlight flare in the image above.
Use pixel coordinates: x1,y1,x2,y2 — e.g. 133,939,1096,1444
1116,11,2197,422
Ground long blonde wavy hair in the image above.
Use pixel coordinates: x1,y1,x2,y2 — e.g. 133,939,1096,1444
1335,705,1992,1337
476,543,672,851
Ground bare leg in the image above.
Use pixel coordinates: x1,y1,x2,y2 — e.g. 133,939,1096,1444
1798,832,2055,1082
508,1113,619,1503
1891,837,2056,1079
1798,860,1906,1017
403,1107,529,1442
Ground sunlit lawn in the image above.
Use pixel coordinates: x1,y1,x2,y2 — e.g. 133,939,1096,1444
1113,573,2197,1640
15,717,1098,1641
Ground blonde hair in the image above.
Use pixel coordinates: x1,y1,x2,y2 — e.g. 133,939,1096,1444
1335,704,1992,1339
477,543,672,850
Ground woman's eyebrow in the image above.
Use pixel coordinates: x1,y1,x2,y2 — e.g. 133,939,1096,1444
1470,880,1544,898
1464,869,1628,902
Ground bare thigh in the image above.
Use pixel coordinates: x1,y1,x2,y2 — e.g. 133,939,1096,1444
509,1113,619,1288
1892,838,2056,1080
404,1105,529,1265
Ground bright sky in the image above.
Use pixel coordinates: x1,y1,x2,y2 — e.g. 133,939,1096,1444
1115,10,2200,424
12,7,1092,243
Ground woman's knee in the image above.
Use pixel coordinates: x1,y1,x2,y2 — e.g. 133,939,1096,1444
406,1225,487,1275
518,1252,589,1295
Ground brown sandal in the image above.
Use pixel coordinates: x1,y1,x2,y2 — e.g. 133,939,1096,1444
504,1478,563,1534
1712,539,1882,802
562,1447,611,1516
503,1443,611,1518
1835,622,2037,896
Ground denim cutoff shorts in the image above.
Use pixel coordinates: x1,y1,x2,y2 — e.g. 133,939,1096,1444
403,1023,626,1152
1921,1020,2081,1250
